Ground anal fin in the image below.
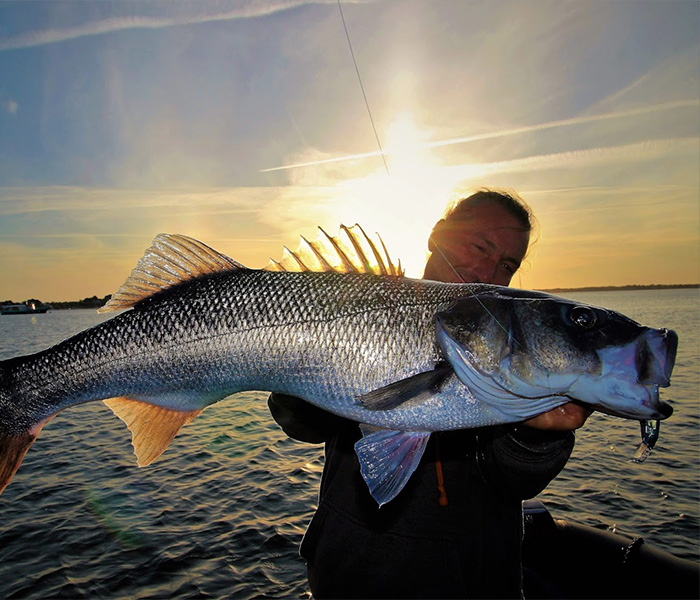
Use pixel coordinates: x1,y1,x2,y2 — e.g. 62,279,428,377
104,398,202,467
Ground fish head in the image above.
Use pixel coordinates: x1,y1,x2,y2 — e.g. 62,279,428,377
435,288,677,421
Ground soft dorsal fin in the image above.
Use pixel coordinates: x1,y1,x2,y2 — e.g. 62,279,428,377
264,224,403,276
104,397,202,466
99,233,244,313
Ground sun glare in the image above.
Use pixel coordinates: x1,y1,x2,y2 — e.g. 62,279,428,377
324,113,462,277
268,113,495,278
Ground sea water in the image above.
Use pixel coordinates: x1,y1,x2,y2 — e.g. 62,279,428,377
0,288,697,598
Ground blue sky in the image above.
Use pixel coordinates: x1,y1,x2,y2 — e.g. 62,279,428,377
0,0,698,300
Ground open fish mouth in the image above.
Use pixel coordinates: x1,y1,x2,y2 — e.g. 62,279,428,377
587,327,677,420
638,327,677,387
597,327,678,388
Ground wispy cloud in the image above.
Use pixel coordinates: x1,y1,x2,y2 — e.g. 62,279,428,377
0,186,277,216
586,45,700,113
445,137,698,179
0,0,340,51
261,100,699,172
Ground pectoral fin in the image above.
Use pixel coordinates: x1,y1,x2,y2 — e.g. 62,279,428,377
354,427,431,506
357,364,452,411
104,398,202,467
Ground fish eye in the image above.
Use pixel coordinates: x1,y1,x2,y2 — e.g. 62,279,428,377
570,306,598,330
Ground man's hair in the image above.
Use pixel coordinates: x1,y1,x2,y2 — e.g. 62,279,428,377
444,189,534,232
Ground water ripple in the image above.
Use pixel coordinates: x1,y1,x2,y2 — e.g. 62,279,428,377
0,291,697,597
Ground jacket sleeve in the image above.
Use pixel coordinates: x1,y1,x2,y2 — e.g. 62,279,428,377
475,425,575,500
267,393,357,444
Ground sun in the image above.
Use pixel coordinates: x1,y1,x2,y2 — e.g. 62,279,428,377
325,113,464,277
265,112,491,277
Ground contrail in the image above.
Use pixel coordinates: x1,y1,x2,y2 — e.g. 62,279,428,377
445,137,698,178
0,1,339,51
260,100,699,172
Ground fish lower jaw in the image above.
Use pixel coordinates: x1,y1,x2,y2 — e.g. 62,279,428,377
569,377,672,420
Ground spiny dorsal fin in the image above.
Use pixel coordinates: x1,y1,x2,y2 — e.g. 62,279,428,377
99,233,244,313
264,224,403,276
104,397,202,466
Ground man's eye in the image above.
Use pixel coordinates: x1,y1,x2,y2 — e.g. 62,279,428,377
501,263,514,273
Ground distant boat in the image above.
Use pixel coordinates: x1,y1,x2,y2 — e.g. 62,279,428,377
0,300,51,315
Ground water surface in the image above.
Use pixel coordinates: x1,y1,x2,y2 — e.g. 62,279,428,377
0,289,697,598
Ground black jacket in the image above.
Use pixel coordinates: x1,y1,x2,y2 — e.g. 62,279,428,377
268,393,575,599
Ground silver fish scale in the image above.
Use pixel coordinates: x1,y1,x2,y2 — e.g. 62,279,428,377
167,270,467,408
1,270,477,430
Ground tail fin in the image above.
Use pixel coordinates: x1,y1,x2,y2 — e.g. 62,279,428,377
0,357,56,496
0,417,52,496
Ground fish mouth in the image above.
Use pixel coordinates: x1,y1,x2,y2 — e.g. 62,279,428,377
597,327,677,387
591,327,677,420
637,328,677,387
641,328,677,418
587,382,674,420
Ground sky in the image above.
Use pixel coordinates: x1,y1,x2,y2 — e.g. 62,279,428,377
0,0,698,301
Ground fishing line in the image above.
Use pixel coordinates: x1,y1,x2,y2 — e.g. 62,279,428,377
431,241,515,343
337,0,390,175
337,2,533,384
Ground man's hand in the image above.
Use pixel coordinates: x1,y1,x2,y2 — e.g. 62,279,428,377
522,402,592,431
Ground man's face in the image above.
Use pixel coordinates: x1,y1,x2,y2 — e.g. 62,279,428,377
423,203,530,286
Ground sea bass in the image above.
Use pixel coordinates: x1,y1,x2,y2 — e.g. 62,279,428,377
0,230,677,505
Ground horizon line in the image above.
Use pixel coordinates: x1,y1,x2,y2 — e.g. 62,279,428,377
3,282,698,305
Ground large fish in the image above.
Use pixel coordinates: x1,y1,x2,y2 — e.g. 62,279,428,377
0,227,677,505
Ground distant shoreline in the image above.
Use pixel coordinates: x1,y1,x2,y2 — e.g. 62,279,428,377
2,284,698,310
539,283,699,294
0,295,111,311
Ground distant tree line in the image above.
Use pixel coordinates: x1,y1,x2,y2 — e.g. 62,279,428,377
540,283,699,293
0,295,112,310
